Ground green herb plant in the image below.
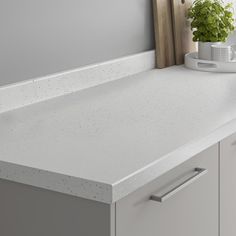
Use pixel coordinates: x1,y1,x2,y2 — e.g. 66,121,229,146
187,0,235,42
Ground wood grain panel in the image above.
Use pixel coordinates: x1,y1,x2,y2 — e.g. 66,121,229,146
171,0,196,64
153,0,175,68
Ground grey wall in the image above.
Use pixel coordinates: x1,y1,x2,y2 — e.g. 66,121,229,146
0,0,154,86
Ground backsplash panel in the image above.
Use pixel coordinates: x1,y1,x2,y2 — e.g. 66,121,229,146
0,51,155,113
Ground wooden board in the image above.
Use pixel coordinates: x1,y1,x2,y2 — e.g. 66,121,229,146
171,0,196,64
153,0,175,68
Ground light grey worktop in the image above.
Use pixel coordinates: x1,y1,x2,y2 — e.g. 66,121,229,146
1,66,236,203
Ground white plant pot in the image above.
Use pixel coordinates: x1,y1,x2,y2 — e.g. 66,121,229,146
198,41,222,60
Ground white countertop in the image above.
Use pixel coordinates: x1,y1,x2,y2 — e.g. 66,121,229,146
1,66,236,203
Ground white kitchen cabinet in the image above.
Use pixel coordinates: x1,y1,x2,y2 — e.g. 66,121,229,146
116,144,219,236
220,133,236,236
0,179,115,236
4,141,236,236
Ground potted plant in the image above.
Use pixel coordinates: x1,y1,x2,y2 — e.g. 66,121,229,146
187,0,235,60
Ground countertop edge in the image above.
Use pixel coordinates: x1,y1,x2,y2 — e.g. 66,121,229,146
1,118,236,204
0,161,113,204
111,118,236,202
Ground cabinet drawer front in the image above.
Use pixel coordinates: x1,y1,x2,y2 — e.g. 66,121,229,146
116,144,218,236
220,133,236,236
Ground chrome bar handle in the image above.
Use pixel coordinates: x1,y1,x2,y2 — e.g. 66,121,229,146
150,168,208,203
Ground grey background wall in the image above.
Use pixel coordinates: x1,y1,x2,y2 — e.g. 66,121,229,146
0,0,154,86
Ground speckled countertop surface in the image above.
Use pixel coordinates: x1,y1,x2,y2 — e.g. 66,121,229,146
1,66,236,203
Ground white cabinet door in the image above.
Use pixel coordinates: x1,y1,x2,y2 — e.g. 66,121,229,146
116,144,219,236
220,133,236,236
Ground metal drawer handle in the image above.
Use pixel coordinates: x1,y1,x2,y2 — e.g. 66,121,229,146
150,168,207,203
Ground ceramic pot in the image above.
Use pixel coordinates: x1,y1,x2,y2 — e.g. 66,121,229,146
198,41,222,60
